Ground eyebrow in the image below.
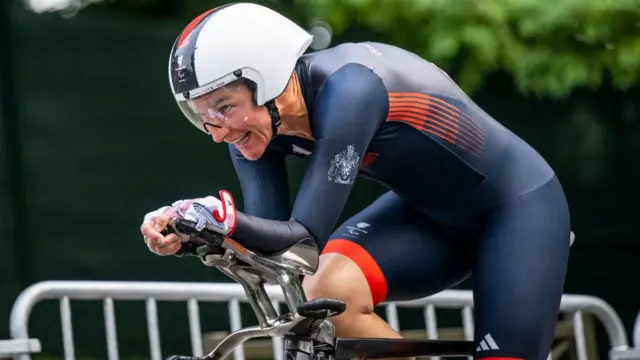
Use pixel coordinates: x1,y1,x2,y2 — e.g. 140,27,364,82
212,94,233,107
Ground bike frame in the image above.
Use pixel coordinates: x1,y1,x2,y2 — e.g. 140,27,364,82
166,221,474,360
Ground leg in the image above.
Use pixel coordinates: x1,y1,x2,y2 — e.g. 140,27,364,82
302,191,474,359
473,176,571,360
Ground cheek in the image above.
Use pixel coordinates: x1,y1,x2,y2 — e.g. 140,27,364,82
249,132,269,150
245,106,270,134
241,132,269,160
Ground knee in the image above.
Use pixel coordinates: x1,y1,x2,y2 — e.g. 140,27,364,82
302,253,378,322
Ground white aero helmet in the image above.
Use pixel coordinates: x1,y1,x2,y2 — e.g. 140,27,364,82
168,3,313,134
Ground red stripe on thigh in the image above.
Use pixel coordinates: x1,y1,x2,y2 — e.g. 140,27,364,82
322,239,388,305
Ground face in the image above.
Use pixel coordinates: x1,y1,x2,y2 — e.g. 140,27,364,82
188,82,272,160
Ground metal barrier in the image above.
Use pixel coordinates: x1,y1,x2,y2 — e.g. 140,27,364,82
617,311,640,360
4,281,639,360
636,312,640,349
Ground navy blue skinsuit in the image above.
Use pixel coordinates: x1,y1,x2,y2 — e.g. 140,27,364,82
230,42,571,360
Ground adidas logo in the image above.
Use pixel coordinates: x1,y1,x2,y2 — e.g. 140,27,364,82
476,333,500,352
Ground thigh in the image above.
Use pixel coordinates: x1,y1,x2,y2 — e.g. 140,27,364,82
323,191,474,305
473,176,571,360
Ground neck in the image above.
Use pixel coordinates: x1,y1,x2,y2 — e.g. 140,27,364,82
274,71,313,140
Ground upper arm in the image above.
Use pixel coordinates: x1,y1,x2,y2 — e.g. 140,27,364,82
229,144,291,221
291,63,389,247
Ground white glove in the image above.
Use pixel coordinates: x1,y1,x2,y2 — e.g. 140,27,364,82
142,206,175,229
171,190,237,236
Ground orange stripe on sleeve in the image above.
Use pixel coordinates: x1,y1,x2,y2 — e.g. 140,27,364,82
389,92,486,137
389,107,483,149
388,110,482,154
387,92,485,155
387,114,460,143
390,96,485,140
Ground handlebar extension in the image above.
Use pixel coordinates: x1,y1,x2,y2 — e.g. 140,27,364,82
161,219,226,257
297,298,346,319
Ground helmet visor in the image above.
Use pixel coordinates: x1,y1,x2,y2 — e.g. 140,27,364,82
177,81,257,134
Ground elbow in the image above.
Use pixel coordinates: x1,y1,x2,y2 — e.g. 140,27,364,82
232,212,318,254
288,217,318,248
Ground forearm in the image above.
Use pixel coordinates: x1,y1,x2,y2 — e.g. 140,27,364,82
232,211,315,254
230,144,291,220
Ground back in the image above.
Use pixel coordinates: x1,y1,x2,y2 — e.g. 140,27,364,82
297,43,553,216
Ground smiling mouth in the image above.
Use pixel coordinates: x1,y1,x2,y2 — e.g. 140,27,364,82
230,132,250,147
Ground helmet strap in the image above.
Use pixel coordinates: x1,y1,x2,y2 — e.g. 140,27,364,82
243,77,281,140
265,100,281,140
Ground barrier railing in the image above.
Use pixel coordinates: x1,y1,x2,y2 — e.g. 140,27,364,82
2,281,639,360
615,311,640,359
636,312,640,349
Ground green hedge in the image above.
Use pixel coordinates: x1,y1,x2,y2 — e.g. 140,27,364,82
294,0,640,98
47,0,640,98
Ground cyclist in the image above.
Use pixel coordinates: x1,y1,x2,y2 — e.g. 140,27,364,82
140,3,571,360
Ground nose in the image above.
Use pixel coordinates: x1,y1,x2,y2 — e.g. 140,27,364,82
209,126,230,143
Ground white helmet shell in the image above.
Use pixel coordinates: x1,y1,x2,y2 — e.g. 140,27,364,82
168,3,313,132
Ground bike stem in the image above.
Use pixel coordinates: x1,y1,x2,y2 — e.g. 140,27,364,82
195,243,334,360
210,248,311,325
277,271,307,317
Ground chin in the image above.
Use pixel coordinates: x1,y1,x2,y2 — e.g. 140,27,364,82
239,144,268,161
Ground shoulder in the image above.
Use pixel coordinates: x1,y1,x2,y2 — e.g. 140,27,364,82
310,63,389,138
315,63,389,114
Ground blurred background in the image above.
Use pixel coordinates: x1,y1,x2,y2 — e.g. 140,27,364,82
1,0,639,359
